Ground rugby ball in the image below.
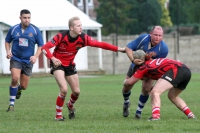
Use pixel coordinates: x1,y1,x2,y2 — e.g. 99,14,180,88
133,50,146,61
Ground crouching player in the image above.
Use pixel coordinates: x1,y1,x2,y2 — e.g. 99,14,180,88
123,50,196,121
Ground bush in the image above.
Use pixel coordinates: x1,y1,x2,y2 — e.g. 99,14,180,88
163,24,200,36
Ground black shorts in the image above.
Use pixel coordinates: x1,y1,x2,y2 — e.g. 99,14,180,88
126,64,140,78
10,60,33,76
161,65,191,90
50,64,77,76
127,64,134,77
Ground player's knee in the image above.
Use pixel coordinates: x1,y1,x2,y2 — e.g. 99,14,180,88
168,93,176,101
142,87,151,94
20,85,27,90
123,86,132,93
11,77,19,86
60,88,67,94
73,90,80,96
150,90,159,98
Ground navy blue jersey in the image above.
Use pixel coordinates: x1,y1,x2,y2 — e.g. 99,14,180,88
5,23,44,64
127,34,168,67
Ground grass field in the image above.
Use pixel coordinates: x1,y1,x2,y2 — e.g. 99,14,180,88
0,74,200,133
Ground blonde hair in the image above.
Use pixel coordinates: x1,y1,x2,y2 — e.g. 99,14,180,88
68,16,80,29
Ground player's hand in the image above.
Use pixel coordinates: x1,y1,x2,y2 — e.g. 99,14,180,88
118,47,126,53
30,56,37,64
133,59,144,65
6,52,12,59
145,52,156,60
51,57,62,68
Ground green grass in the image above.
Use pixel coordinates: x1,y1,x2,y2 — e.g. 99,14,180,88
0,74,200,133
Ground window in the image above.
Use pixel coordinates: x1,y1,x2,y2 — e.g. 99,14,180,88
78,0,83,7
88,0,93,6
67,0,74,4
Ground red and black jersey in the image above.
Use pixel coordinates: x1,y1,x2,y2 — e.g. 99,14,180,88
134,58,185,80
42,31,118,66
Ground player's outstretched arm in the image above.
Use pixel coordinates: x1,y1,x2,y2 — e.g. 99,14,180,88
118,47,126,53
87,36,121,52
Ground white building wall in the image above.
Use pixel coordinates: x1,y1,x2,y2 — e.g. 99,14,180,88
74,47,88,70
0,30,4,73
1,30,10,74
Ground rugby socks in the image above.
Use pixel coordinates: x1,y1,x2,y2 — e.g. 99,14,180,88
123,91,131,106
135,94,149,115
56,93,65,118
68,93,78,109
9,86,18,106
182,106,195,118
152,106,160,118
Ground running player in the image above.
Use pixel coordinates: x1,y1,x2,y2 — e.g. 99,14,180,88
5,9,44,112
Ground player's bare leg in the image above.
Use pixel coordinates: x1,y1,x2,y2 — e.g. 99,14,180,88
168,88,196,119
16,74,30,99
66,74,80,119
54,70,68,121
149,79,172,120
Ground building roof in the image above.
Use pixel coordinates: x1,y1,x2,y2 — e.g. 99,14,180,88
0,0,102,30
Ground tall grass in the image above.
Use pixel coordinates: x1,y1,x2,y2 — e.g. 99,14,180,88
0,74,200,133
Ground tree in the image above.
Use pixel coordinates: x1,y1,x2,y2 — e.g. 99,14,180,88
127,0,162,34
157,0,172,26
168,0,200,35
96,0,133,35
169,0,186,25
184,0,200,23
96,0,162,35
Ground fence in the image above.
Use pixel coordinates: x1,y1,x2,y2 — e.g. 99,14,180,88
87,34,200,74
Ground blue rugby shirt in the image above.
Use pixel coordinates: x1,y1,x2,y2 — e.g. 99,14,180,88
127,34,168,67
5,23,44,64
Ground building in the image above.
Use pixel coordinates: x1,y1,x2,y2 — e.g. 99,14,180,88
0,0,103,74
67,0,99,21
